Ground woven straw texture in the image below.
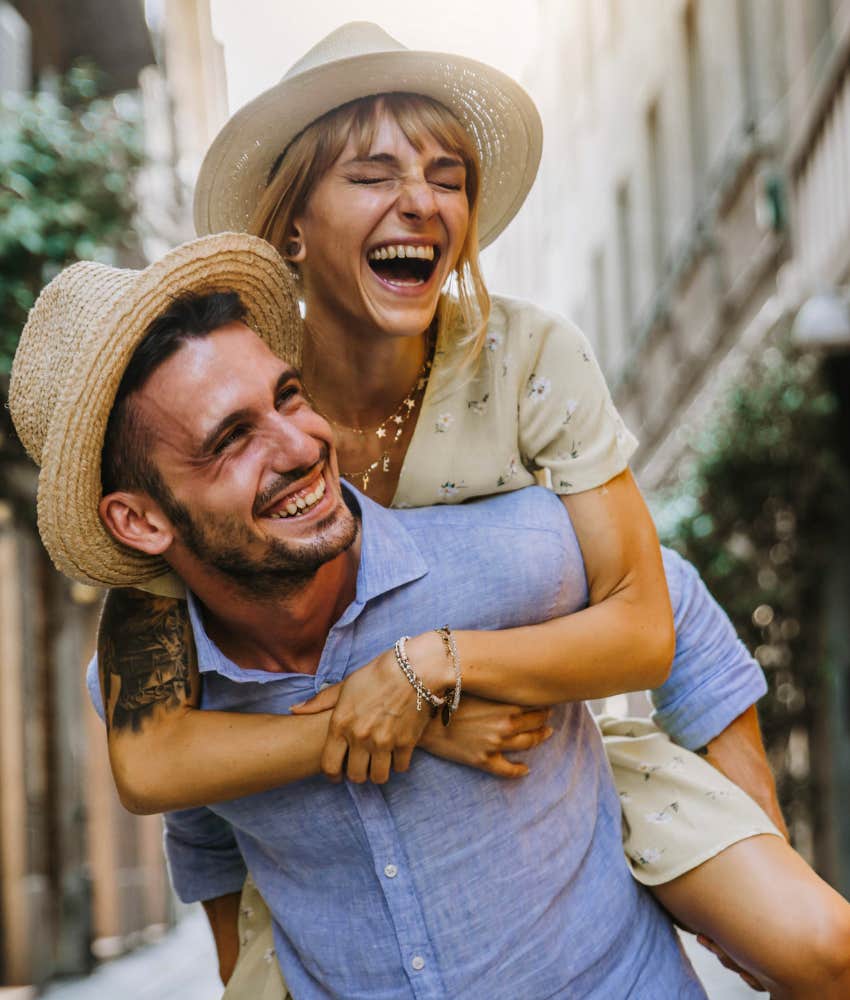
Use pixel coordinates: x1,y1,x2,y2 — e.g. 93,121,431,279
193,21,542,250
9,233,301,588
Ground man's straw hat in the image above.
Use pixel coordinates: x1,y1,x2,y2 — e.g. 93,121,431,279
194,21,543,249
9,233,301,588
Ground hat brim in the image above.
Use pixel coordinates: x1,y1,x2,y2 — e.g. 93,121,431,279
37,234,302,588
193,49,542,250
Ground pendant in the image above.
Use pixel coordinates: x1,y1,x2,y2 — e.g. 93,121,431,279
362,471,370,491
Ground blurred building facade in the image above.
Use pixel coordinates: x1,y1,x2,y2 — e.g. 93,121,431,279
486,0,850,889
0,0,227,989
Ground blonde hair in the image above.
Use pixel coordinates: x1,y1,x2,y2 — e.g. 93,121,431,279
248,93,491,374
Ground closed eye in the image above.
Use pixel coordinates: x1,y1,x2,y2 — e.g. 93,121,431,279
276,382,304,407
213,424,248,454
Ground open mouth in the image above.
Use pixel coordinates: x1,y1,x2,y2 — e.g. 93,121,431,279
262,473,327,520
367,243,440,287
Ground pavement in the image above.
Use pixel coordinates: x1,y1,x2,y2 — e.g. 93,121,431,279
40,909,221,1000
37,907,764,999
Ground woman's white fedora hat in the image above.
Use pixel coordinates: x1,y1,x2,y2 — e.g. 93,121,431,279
193,21,543,249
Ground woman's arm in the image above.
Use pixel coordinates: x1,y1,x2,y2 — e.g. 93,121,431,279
297,468,675,780
99,588,331,813
458,468,674,704
99,590,550,812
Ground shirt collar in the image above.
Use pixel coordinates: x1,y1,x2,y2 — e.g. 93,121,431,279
185,482,428,678
347,483,429,605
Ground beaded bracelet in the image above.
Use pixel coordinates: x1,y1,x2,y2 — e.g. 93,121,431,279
434,625,462,726
393,635,447,713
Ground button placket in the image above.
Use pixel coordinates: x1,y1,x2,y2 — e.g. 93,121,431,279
345,782,445,997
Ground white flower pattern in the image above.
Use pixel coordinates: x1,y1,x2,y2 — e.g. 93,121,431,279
644,802,680,824
438,481,465,500
563,399,578,423
434,412,455,433
467,393,489,415
631,847,665,867
497,455,519,487
526,374,551,401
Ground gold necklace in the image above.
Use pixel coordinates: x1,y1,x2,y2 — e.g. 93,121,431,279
336,352,433,492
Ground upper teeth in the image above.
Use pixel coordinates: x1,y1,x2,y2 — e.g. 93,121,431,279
368,245,435,261
268,477,326,519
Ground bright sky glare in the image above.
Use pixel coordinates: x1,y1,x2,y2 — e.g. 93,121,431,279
209,0,540,114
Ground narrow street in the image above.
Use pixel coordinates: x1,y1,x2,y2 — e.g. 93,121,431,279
41,908,221,1000
38,910,760,1000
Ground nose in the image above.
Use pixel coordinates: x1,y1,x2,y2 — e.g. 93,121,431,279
261,410,323,473
397,175,438,222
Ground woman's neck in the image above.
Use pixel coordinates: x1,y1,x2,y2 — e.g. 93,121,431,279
301,313,431,430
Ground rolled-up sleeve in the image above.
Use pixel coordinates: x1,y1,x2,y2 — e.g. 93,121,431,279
651,547,768,750
164,807,247,903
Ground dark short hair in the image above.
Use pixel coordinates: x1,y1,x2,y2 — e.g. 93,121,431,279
101,290,247,500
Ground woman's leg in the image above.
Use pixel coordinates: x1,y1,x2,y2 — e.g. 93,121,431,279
652,834,850,999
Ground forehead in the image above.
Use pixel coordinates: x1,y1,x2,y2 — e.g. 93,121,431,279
135,323,289,442
341,100,466,161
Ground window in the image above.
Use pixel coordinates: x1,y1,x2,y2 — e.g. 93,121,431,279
809,0,835,79
616,182,634,338
735,0,756,126
592,249,609,368
646,101,666,284
683,0,706,207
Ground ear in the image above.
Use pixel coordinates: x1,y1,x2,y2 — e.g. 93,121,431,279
284,221,307,263
98,491,175,556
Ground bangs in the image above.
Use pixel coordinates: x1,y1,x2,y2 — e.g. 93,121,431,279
349,94,472,158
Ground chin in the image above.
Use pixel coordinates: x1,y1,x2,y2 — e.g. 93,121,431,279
373,305,440,339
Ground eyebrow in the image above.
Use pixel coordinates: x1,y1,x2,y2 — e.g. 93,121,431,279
196,367,300,456
343,153,465,170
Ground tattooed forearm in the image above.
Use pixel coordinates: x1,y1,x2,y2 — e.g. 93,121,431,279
98,588,197,733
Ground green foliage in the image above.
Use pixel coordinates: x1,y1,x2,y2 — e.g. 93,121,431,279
654,340,849,821
0,64,143,372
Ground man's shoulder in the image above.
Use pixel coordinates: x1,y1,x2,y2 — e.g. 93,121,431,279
393,486,566,536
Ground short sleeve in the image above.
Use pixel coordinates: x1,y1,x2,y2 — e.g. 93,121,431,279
651,547,768,750
517,308,638,493
164,807,247,903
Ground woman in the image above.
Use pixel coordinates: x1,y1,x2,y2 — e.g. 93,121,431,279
100,23,850,998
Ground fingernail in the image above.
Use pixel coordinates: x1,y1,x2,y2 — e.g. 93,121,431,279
290,701,304,709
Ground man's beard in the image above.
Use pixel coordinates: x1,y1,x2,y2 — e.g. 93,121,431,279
157,457,358,598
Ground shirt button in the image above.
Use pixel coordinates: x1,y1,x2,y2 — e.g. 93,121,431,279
383,864,398,878
411,955,425,971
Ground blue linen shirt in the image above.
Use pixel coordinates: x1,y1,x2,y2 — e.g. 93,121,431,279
87,486,764,999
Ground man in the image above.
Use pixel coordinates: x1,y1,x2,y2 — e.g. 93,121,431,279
10,234,781,998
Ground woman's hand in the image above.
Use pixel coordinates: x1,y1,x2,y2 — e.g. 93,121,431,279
420,696,553,777
291,632,454,784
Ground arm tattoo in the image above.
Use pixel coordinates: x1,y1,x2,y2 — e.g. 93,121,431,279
98,588,197,733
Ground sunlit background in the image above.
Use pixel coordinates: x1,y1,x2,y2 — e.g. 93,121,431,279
206,0,540,111
1,2,849,998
